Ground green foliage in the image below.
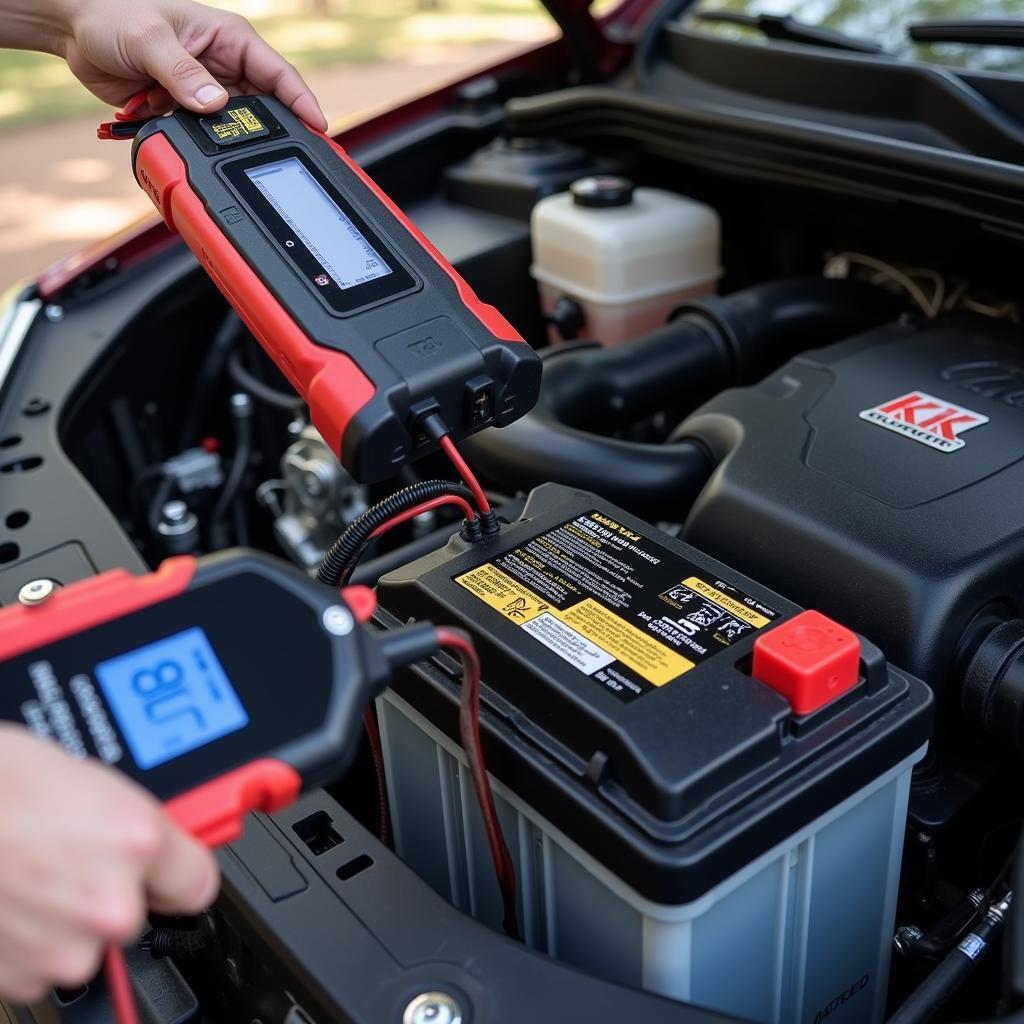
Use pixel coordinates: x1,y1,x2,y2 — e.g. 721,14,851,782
0,0,550,132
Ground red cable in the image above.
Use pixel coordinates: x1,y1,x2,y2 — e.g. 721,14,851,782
115,90,152,121
369,494,475,538
439,436,491,516
435,627,520,940
362,706,392,847
104,946,139,1024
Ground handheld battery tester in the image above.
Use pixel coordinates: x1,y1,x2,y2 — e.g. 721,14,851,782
0,551,436,844
126,96,542,482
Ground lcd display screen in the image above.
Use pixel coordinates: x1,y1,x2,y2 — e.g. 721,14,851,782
95,627,249,770
245,156,393,290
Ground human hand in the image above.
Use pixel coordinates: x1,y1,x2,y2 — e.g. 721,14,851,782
58,0,326,128
0,724,219,1003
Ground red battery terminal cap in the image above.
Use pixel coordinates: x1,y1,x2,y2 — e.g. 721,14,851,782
341,585,376,624
752,610,861,715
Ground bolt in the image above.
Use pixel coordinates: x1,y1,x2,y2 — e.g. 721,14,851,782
18,578,58,606
230,392,253,417
402,993,463,1024
894,925,923,957
162,500,190,525
986,891,1014,925
43,304,64,323
302,471,325,498
22,397,50,417
322,605,354,637
157,501,199,552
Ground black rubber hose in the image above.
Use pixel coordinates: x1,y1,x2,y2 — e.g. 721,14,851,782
209,397,253,545
897,890,987,960
889,895,1014,1024
462,278,902,518
1014,847,1024,1007
177,311,245,450
632,0,701,87
318,480,477,587
227,348,303,411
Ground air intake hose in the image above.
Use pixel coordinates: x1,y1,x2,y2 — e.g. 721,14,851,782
463,278,902,517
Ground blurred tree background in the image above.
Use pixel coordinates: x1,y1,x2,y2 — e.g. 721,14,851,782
0,0,556,284
0,0,555,131
2,0,1024,284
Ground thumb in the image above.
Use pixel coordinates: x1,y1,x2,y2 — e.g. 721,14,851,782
133,23,227,113
144,815,220,915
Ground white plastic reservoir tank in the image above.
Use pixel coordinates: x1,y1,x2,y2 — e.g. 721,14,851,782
531,175,721,346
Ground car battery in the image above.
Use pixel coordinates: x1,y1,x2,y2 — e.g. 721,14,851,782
374,483,933,1024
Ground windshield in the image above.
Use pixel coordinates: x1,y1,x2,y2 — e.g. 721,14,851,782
690,0,1024,75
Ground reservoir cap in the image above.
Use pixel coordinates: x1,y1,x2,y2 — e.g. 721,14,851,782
570,175,634,208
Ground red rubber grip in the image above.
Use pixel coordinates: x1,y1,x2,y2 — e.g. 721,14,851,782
165,759,302,847
134,134,375,456
0,557,196,662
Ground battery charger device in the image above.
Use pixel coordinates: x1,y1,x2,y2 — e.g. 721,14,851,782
122,96,542,483
0,550,499,1024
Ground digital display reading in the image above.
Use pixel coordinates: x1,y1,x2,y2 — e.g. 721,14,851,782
95,627,249,770
245,156,393,290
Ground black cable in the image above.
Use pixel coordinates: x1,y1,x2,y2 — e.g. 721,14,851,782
890,894,1015,1024
209,398,253,546
148,476,175,538
177,311,246,450
231,496,250,547
898,890,987,960
227,348,303,411
317,480,477,587
632,0,701,86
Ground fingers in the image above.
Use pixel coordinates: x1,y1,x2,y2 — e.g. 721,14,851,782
240,32,327,131
131,20,228,114
138,86,175,117
0,911,104,1000
144,818,220,915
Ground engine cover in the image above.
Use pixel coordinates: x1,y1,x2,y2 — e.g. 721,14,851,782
678,315,1024,695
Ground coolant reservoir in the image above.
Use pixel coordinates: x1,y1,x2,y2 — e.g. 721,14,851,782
531,176,721,346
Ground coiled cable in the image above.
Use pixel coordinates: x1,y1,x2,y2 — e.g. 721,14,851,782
317,480,479,587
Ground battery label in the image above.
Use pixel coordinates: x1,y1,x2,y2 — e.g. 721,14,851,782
455,510,779,701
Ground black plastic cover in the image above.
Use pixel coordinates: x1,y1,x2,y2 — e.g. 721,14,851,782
1014,836,1024,1002
677,315,1024,695
376,483,932,901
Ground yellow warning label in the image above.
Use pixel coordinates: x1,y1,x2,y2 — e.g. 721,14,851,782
211,107,264,140
455,564,551,624
559,599,693,686
456,567,693,687
682,577,771,628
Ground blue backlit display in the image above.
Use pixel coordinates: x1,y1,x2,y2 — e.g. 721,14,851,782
95,627,248,770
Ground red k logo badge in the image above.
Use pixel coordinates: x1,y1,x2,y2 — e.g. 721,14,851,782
860,391,988,452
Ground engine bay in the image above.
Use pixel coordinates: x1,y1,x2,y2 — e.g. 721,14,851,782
2,27,1024,1024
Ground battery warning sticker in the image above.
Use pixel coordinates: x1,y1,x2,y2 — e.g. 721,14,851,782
455,510,780,702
